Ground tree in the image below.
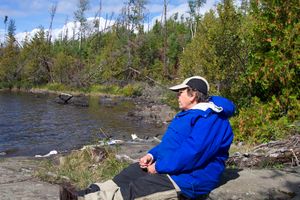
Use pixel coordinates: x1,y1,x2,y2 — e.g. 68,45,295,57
180,0,247,97
3,16,8,43
162,0,168,77
127,0,147,33
74,0,90,51
47,2,57,43
188,0,206,38
0,18,20,86
242,0,300,119
113,0,147,80
22,27,53,85
94,30,127,82
51,52,76,84
7,19,16,40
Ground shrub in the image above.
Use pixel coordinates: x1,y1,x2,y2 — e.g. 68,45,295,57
0,82,12,89
121,83,142,97
43,83,69,92
14,80,33,89
161,92,178,111
89,84,121,95
231,96,299,144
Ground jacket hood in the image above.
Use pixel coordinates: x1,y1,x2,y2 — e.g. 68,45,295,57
209,96,235,118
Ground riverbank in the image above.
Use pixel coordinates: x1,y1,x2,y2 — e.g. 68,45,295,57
1,87,299,199
2,85,177,126
0,152,299,200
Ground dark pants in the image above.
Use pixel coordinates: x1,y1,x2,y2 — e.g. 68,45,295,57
113,163,178,200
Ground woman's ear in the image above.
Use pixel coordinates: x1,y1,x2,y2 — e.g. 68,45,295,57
189,91,197,102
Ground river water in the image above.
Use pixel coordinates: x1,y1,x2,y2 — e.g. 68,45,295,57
0,91,164,157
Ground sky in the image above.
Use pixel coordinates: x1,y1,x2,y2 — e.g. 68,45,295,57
0,0,220,42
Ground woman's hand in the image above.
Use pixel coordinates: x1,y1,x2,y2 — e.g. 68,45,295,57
139,154,153,169
147,162,157,174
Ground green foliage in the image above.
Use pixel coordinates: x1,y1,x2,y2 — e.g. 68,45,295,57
121,83,142,97
41,83,70,92
88,83,142,97
0,0,298,145
240,0,299,104
231,97,299,144
0,81,13,89
179,10,219,79
21,28,52,85
161,92,179,111
88,84,121,95
93,30,128,82
14,80,33,89
228,0,300,144
180,0,248,97
7,19,16,39
51,52,76,85
0,32,20,85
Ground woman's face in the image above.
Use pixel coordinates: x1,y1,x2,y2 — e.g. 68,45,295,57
177,88,196,110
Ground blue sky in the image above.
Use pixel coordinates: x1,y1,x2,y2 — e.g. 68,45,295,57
0,0,219,41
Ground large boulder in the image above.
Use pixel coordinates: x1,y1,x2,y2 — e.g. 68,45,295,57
54,93,89,107
69,94,89,107
209,167,300,200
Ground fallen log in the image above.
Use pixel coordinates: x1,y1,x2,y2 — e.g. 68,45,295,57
227,135,300,168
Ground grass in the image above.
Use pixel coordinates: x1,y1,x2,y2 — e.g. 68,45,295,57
35,146,129,189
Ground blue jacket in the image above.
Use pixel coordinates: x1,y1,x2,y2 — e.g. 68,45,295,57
148,96,235,199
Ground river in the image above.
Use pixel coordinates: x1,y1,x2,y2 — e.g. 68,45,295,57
0,91,164,157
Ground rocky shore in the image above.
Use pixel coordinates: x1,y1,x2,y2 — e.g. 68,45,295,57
28,87,176,126
1,87,299,199
0,157,59,200
0,144,299,200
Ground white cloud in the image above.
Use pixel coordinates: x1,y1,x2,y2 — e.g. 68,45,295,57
56,0,78,14
14,1,219,44
15,16,116,43
0,29,5,44
146,1,218,28
146,3,165,14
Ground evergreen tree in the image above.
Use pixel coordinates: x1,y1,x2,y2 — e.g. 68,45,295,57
242,0,300,119
180,0,247,97
22,27,52,85
0,18,20,86
7,19,16,40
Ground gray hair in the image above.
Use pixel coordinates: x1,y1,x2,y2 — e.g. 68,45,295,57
187,87,209,103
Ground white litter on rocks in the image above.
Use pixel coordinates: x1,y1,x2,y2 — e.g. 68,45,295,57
35,150,58,158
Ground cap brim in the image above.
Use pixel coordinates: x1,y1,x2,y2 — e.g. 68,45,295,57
169,84,189,91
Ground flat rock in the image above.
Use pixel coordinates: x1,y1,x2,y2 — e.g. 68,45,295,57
0,157,59,200
210,167,300,200
0,154,299,200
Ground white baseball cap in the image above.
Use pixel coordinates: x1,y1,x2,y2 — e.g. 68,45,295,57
169,76,209,95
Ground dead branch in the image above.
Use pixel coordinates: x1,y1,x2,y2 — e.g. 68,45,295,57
227,135,300,168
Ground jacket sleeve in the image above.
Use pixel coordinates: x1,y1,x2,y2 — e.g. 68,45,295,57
148,144,160,160
155,114,230,174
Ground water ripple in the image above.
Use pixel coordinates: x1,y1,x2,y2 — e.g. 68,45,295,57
0,91,164,157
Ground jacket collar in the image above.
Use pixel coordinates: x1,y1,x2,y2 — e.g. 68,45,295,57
191,102,223,113
176,102,222,118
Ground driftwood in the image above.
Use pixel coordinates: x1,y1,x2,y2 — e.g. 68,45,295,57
227,135,300,168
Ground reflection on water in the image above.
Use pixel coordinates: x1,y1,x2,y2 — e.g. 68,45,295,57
0,91,164,157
